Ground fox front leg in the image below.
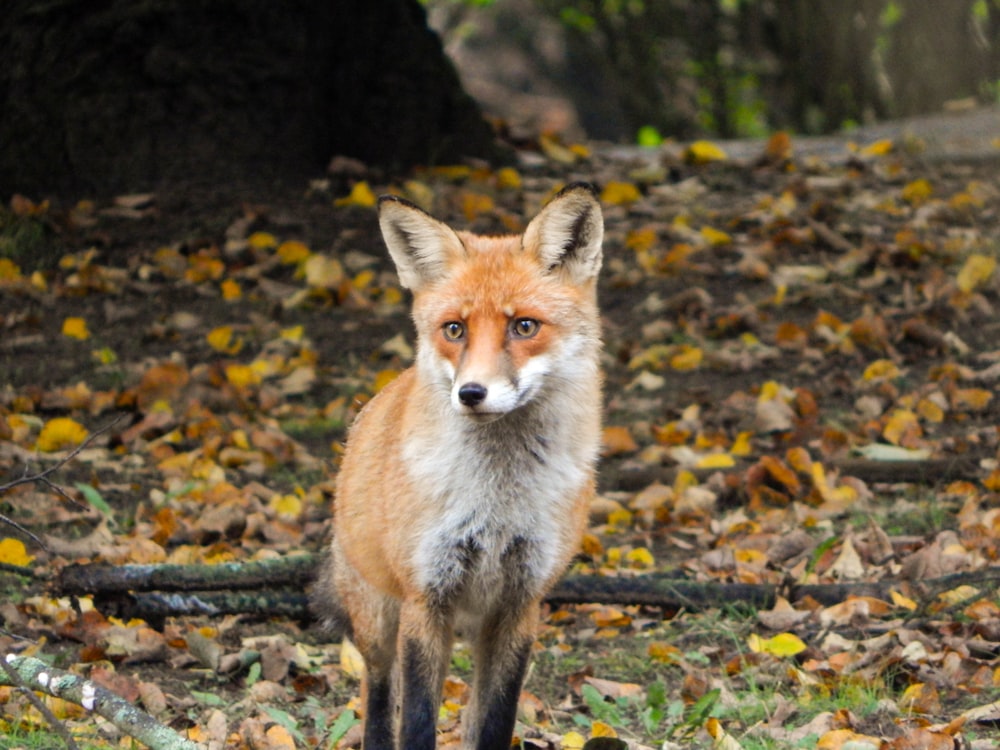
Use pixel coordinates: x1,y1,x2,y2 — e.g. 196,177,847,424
397,600,454,750
461,602,539,750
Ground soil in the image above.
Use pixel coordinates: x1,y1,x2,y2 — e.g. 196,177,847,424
3,116,1000,747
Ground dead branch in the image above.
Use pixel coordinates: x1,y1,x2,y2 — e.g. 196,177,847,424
0,654,80,750
0,653,198,750
57,554,315,595
603,455,985,492
52,555,1000,621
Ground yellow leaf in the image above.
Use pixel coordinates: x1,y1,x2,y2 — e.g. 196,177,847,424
882,408,920,446
269,494,302,520
601,425,639,456
461,192,495,222
624,547,655,569
206,326,242,354
0,258,22,280
956,253,996,293
939,584,979,606
280,325,304,342
901,178,933,204
758,380,783,401
748,632,807,657
496,167,522,190
92,347,118,365
431,164,472,181
372,369,400,393
352,269,375,289
730,431,753,456
859,139,894,157
219,278,242,300
224,364,261,389
590,721,617,738
890,589,917,611
685,140,728,164
264,724,296,750
862,359,900,381
303,254,345,289
339,638,364,679
670,345,703,371
247,231,278,250
560,730,586,749
607,508,633,528
36,417,88,452
916,398,945,423
952,387,993,411
648,641,681,664
539,134,578,164
277,239,311,265
334,181,377,207
625,227,657,253
700,225,732,246
600,181,641,205
61,317,90,340
695,453,735,469
0,538,33,566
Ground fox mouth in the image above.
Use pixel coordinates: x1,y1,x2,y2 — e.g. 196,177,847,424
462,408,506,424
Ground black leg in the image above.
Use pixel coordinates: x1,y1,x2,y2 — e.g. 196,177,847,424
362,669,395,750
398,637,445,750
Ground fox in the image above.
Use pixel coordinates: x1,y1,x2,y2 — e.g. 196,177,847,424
314,182,604,750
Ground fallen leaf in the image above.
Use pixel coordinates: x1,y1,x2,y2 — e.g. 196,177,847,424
36,417,88,452
61,317,90,340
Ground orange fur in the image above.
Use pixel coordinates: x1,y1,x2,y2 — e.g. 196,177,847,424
316,184,604,750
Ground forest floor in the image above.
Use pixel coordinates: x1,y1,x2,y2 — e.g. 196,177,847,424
2,110,1000,750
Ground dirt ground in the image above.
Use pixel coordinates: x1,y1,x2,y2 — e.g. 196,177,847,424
3,119,1000,747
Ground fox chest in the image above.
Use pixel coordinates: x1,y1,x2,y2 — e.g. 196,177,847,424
413,516,552,614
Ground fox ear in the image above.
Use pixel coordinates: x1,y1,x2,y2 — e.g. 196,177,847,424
523,182,603,284
378,196,465,290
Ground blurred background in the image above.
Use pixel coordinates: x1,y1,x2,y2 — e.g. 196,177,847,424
425,0,1000,143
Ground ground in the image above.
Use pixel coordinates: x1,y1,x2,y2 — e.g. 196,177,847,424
2,116,1000,749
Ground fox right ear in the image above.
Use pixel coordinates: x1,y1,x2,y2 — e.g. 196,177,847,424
522,182,603,285
378,196,466,291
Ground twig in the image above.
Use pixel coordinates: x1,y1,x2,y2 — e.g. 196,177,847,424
0,653,80,750
0,653,199,750
0,415,122,495
0,416,124,547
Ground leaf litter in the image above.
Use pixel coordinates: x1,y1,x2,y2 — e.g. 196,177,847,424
1,134,1000,748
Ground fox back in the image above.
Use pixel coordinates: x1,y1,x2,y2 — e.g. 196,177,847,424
316,183,603,750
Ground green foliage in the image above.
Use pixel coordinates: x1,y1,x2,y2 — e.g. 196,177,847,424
636,125,663,147
0,207,50,268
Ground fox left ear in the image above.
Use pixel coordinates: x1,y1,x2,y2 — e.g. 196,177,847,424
523,182,603,284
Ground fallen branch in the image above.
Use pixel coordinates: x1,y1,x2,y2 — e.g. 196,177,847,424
0,654,79,750
602,455,985,492
57,554,315,595
52,555,1000,620
0,654,198,750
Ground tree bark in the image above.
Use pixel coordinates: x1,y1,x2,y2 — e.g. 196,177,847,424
0,655,198,750
0,0,501,196
53,556,1000,621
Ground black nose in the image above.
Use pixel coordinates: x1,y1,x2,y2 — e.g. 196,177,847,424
458,383,487,407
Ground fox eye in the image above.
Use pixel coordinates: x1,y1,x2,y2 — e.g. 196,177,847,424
510,317,540,338
442,321,465,341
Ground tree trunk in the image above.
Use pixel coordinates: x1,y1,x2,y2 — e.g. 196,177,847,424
0,0,501,197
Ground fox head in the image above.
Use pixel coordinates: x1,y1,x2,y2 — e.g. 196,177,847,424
378,183,603,421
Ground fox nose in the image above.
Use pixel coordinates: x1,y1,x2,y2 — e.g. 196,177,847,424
457,382,488,407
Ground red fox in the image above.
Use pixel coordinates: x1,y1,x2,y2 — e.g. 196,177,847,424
315,183,604,750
